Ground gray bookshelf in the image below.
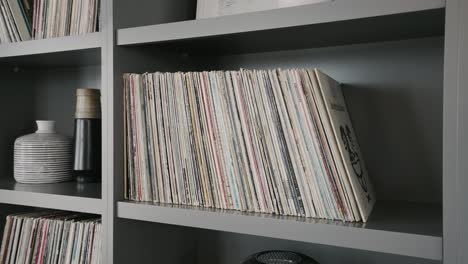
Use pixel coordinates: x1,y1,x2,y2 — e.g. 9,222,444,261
117,0,444,51
0,32,102,58
0,180,102,214
117,201,442,260
0,0,109,261
0,0,467,263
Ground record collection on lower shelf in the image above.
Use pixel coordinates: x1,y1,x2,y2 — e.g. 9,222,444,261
123,68,375,222
0,211,102,264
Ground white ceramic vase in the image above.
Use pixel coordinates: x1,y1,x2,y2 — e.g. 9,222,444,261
14,120,73,184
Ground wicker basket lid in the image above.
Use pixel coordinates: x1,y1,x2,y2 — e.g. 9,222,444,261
242,251,319,264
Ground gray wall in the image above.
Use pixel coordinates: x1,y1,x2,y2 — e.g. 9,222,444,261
114,0,196,29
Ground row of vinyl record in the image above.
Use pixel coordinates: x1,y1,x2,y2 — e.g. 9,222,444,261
123,68,376,222
0,211,102,264
0,0,99,43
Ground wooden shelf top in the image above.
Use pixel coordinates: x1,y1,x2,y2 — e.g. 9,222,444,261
0,179,103,214
117,0,445,54
0,33,102,66
117,200,442,260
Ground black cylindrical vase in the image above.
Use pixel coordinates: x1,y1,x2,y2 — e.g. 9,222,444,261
73,119,101,182
73,89,101,183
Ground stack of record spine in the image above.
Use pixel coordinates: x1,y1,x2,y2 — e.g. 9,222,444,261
123,68,376,222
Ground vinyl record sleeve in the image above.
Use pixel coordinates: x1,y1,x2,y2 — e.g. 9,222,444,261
314,69,376,222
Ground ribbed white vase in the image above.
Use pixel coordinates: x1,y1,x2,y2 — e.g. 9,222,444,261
14,120,73,183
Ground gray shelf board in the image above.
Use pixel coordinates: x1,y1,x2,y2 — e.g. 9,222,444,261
117,1,445,55
0,179,103,214
0,33,102,66
117,201,442,260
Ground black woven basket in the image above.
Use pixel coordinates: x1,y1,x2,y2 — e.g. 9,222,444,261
242,250,319,264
